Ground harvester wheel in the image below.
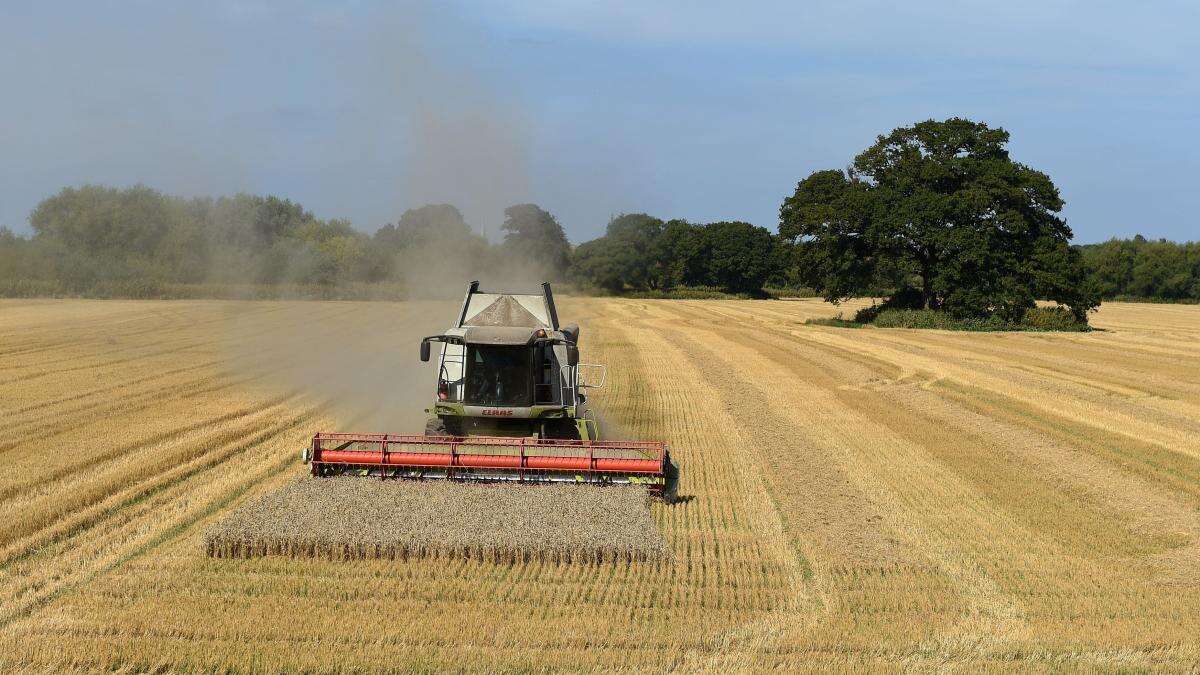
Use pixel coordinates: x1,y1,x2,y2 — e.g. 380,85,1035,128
424,418,450,437
663,454,681,503
541,419,581,441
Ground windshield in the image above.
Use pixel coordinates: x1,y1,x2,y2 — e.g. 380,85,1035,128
464,345,532,406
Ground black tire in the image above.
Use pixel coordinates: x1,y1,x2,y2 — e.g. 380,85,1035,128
424,418,449,437
662,455,681,503
542,418,581,440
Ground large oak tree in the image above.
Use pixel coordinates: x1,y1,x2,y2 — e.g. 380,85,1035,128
781,118,1098,321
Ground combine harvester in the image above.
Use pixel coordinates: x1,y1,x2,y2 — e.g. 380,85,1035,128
303,282,678,499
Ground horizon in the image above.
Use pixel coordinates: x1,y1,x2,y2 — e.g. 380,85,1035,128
2,1,1197,245
6,182,1195,248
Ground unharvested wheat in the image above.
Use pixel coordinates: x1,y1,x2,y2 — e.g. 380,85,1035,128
204,477,667,564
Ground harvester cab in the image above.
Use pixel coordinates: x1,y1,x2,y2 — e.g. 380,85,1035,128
304,281,678,499
420,281,602,441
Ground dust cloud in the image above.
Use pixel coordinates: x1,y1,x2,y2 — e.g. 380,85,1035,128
356,4,532,239
219,300,452,434
216,3,567,434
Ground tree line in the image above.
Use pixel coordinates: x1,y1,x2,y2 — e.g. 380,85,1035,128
0,184,785,299
0,186,574,297
1,119,1196,309
1079,237,1200,302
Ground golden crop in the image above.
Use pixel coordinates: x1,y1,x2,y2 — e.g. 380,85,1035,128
205,478,666,564
1,297,1198,671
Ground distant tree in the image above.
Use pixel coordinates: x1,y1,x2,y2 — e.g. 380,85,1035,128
209,194,265,250
569,239,621,292
654,219,704,289
0,226,15,248
500,204,572,280
0,227,36,283
781,118,1099,321
1080,238,1139,297
289,218,366,286
570,214,664,292
253,196,312,245
26,185,180,291
13,185,385,291
780,169,879,301
699,221,776,294
1130,239,1195,299
30,184,173,257
570,214,779,295
156,199,209,284
374,204,474,251
1080,236,1200,301
366,203,503,292
1189,242,1200,299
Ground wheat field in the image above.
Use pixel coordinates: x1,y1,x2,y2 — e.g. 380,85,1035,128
1,297,1198,671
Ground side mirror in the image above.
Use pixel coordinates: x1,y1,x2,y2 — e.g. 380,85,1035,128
420,339,431,362
561,323,580,345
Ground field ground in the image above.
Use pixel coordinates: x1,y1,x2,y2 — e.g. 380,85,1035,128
1,297,1198,671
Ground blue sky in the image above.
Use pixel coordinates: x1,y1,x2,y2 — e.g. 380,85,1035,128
2,1,1197,243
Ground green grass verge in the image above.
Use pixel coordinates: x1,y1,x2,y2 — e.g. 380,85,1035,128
1106,295,1200,305
624,286,753,300
807,306,1090,332
804,314,865,328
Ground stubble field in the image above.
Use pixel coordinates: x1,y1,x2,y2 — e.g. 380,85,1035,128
1,297,1198,671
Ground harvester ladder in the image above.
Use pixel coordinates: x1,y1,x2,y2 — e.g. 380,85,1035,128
439,343,466,401
560,364,577,408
